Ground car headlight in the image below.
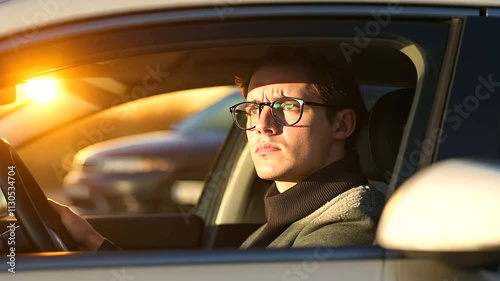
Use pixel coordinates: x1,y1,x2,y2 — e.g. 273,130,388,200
100,157,174,173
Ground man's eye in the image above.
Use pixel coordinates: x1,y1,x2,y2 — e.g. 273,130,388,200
247,107,259,115
275,102,296,111
283,103,295,110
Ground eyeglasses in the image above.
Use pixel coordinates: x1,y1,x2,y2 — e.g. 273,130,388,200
229,97,339,130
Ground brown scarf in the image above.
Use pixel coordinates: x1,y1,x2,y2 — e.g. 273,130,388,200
248,153,367,248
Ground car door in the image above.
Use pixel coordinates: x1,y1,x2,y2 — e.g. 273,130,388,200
383,14,500,281
435,16,500,161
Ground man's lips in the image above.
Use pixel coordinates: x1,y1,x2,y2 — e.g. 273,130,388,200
255,143,281,155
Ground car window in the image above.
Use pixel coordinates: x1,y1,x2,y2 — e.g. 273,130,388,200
0,41,422,222
8,84,238,215
0,6,465,275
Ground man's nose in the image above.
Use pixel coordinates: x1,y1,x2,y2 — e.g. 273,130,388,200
254,105,279,134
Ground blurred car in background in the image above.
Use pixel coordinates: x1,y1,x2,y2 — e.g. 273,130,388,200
63,91,243,214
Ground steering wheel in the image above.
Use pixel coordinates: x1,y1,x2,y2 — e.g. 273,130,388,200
0,138,79,252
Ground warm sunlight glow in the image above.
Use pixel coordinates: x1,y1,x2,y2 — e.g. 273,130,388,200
26,79,58,104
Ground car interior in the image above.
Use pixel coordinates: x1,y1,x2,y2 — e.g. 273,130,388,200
1,38,420,252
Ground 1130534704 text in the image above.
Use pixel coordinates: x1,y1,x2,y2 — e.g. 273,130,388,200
6,165,16,274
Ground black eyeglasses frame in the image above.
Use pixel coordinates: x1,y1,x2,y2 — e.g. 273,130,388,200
229,97,340,130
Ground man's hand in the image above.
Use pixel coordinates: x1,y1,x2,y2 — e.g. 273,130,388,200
48,200,105,251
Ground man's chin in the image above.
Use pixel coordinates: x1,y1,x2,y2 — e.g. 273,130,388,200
255,164,287,181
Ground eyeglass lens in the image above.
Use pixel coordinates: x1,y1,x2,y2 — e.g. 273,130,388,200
233,99,302,129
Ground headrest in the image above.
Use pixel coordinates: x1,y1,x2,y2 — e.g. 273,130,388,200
356,88,415,182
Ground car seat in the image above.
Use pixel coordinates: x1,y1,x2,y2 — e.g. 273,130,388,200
356,88,415,183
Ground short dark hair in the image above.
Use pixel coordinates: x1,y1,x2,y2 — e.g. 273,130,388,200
235,47,367,149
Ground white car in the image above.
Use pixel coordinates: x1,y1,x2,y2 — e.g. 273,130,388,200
0,0,499,280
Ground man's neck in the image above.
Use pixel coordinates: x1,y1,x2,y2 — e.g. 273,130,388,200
275,152,346,193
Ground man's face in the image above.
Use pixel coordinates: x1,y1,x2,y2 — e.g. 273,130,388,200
246,65,345,191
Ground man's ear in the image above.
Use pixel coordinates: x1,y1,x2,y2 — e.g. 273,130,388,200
332,108,356,140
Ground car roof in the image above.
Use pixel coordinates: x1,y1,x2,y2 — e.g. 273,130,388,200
1,0,499,38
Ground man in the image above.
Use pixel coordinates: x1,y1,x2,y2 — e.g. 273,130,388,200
51,48,385,250
233,48,384,248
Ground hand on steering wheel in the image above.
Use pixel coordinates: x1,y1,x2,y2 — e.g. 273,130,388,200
0,138,79,252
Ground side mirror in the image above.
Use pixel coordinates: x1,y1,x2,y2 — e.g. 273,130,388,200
377,159,500,267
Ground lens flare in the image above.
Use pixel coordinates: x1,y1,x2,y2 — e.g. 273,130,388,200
26,79,58,104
